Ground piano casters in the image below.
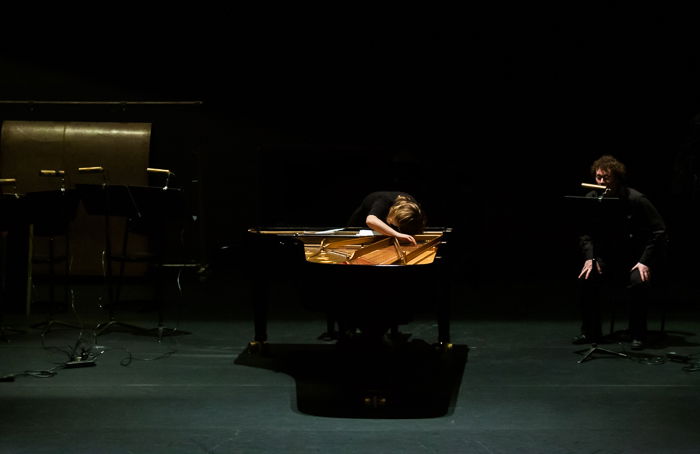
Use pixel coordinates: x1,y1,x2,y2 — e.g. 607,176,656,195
247,340,268,355
0,179,25,341
29,170,82,336
577,343,629,364
317,320,340,342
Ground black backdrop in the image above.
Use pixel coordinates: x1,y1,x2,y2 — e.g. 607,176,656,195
1,12,699,283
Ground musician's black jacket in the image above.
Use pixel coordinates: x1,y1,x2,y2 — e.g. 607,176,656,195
579,186,667,268
346,191,416,228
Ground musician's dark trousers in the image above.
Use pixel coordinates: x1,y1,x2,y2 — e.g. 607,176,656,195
577,262,650,341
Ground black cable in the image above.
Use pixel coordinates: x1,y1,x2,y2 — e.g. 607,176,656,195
682,362,700,372
669,351,700,373
621,345,667,366
118,348,176,367
1,366,61,381
89,334,178,367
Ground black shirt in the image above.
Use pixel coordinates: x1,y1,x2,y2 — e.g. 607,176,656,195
347,191,414,228
579,186,667,267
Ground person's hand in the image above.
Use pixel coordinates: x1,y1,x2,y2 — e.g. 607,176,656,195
578,259,601,279
395,233,417,245
631,262,651,282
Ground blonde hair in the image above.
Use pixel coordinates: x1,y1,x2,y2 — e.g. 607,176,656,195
388,195,426,235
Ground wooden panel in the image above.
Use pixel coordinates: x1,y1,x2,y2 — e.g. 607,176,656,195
0,121,151,277
0,121,150,191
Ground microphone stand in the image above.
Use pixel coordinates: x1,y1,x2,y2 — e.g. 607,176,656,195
570,183,629,363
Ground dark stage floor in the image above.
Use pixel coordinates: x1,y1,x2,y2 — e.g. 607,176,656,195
1,275,699,453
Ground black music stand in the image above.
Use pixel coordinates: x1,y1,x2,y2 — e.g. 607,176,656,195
0,193,27,341
565,194,629,363
78,183,150,337
78,183,191,340
113,184,192,340
26,189,82,335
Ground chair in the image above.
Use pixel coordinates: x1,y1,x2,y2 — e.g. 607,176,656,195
607,275,669,342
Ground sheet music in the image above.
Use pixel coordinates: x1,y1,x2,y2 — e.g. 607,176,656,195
313,228,344,234
303,228,376,236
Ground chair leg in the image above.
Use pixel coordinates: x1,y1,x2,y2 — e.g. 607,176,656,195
31,236,80,335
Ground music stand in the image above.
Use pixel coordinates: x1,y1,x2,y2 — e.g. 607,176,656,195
77,183,191,340
565,193,629,363
77,183,150,337
26,189,82,335
114,184,192,340
0,192,27,341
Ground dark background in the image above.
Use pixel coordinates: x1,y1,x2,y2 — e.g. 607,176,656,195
1,10,699,284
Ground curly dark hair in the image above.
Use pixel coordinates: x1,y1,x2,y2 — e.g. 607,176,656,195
590,155,627,183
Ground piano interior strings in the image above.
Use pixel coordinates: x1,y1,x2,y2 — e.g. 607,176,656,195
249,228,446,265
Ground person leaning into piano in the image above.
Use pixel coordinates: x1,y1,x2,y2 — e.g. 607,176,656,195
319,190,426,343
346,191,426,245
574,155,668,351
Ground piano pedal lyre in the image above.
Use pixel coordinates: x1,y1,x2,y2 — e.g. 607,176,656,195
434,342,454,353
362,394,387,409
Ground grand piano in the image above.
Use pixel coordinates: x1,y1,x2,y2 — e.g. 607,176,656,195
245,227,453,353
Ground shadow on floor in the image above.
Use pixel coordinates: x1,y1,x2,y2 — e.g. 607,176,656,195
234,339,469,419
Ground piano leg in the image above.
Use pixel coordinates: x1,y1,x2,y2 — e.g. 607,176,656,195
248,316,268,354
249,276,268,354
437,300,450,344
317,314,339,341
436,274,452,350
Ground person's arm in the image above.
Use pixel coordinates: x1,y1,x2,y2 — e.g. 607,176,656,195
365,214,417,245
637,197,667,266
633,196,667,282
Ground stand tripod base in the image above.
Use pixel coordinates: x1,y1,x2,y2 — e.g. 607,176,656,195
577,343,629,363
